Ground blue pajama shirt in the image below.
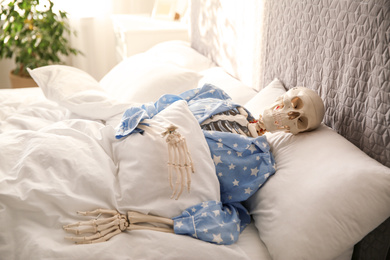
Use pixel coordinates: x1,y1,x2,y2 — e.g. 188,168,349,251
116,84,276,245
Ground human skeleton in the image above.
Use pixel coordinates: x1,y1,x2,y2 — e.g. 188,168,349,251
64,87,325,244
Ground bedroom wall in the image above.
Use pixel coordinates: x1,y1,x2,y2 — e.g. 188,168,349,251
0,60,14,89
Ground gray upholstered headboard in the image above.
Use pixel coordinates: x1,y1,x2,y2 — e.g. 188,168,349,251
190,1,389,258
190,0,389,169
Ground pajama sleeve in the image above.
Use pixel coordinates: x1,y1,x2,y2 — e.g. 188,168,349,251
172,201,251,245
115,83,244,139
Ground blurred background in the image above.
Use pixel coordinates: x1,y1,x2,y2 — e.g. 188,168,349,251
0,0,189,88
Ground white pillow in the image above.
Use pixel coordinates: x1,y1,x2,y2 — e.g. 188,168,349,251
244,78,286,117
28,65,131,120
99,55,202,103
146,40,215,72
245,125,390,260
99,53,149,91
113,100,220,218
199,67,258,105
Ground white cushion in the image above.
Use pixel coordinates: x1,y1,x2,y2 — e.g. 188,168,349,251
100,54,202,103
245,125,390,260
28,65,131,120
146,40,215,72
199,67,257,105
113,100,220,218
244,78,286,117
243,78,390,260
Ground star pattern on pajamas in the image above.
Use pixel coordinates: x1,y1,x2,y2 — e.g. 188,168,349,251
203,130,276,204
173,201,251,245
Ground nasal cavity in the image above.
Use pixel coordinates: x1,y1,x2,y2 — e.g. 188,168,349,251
288,111,300,120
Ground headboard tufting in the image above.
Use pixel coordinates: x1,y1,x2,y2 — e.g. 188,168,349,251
191,0,390,168
261,0,390,168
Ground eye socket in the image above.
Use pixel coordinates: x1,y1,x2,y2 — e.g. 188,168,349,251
291,97,303,109
297,116,308,129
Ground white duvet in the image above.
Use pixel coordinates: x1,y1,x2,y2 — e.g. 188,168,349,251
3,41,388,260
0,88,271,259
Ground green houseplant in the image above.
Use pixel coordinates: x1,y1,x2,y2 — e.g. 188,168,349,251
0,0,81,87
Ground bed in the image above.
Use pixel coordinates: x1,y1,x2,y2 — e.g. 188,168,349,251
1,0,389,259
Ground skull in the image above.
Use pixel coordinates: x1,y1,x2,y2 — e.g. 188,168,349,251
261,87,325,135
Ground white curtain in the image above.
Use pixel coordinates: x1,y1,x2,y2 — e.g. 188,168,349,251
53,0,155,80
53,0,117,80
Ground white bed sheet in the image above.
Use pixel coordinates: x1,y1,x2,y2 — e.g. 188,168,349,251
0,87,271,260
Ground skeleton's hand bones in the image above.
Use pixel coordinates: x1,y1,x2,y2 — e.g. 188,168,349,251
136,122,195,200
63,209,174,244
63,209,128,244
162,124,195,200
